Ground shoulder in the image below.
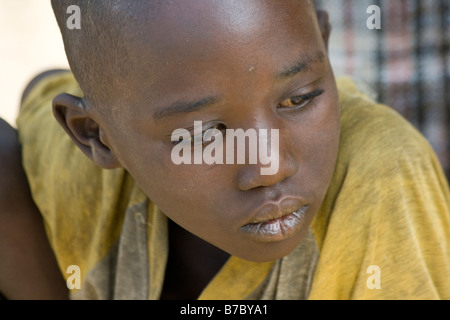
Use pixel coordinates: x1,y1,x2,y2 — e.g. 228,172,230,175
20,69,71,105
15,71,145,286
0,119,25,205
336,77,431,171
0,119,69,299
331,77,449,209
309,78,450,299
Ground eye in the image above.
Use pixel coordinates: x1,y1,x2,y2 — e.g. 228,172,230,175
278,88,325,110
196,123,226,147
173,123,226,146
202,123,226,142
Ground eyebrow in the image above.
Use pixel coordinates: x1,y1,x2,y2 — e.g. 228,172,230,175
277,51,326,79
153,51,326,120
153,96,221,120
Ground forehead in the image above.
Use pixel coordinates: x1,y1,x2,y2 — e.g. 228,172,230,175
137,0,317,53
105,0,321,107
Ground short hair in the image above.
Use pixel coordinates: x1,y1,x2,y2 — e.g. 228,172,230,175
51,0,162,110
52,0,316,110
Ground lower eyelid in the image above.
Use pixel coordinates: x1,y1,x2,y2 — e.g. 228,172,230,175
288,89,324,108
291,97,309,106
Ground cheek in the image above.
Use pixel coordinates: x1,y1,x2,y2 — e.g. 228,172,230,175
119,140,230,227
126,144,197,202
295,92,340,198
137,158,238,250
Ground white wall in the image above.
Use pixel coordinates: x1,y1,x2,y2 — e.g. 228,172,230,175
0,0,69,127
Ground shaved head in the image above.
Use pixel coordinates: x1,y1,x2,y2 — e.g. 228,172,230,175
51,0,163,109
51,0,317,111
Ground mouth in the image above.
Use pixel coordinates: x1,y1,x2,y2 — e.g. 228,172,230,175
241,198,310,242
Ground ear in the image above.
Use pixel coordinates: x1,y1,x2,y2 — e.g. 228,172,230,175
316,9,331,50
52,93,122,169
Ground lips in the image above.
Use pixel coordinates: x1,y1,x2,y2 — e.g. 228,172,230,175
241,197,310,242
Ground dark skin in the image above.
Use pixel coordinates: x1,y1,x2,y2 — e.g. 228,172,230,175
0,116,68,299
50,0,338,299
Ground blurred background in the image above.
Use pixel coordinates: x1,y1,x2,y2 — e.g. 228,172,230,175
1,0,449,175
0,0,69,126
317,0,450,175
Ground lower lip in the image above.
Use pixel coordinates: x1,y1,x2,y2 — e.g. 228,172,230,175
241,206,309,242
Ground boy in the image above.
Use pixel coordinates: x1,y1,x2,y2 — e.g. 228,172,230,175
3,0,450,299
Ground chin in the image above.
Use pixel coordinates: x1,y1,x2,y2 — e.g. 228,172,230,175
232,231,308,263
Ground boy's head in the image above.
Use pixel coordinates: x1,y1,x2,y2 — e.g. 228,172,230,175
51,0,340,262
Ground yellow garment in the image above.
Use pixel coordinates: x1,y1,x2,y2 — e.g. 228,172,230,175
17,72,450,299
309,78,450,299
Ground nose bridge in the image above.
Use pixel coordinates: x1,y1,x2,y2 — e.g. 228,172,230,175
234,118,299,191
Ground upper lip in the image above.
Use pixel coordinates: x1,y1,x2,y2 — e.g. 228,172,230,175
245,197,307,225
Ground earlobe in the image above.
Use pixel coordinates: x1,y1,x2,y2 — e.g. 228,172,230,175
52,93,122,169
316,9,331,50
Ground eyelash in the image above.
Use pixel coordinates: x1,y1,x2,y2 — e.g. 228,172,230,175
277,88,325,110
173,123,227,146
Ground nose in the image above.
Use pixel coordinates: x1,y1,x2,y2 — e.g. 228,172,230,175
235,127,299,191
